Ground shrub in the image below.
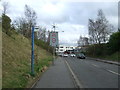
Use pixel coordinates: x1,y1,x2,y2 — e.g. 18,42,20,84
34,39,53,54
2,14,11,34
108,32,120,54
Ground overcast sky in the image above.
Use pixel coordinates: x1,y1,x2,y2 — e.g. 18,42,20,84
0,0,119,46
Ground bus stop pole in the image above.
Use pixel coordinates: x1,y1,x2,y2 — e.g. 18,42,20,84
31,26,34,75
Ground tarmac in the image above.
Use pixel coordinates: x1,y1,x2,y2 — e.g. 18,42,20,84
33,57,75,88
32,56,119,88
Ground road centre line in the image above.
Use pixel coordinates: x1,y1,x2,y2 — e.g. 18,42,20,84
91,63,119,76
107,69,120,76
92,64,99,68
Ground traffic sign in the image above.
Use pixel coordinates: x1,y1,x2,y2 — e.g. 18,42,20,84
34,26,39,31
50,31,58,47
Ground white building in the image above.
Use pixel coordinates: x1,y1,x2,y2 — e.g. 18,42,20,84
56,45,76,55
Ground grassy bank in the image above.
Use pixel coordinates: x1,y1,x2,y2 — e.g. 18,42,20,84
102,52,120,62
2,31,53,88
87,52,120,62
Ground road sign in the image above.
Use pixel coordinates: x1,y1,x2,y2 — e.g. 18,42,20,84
50,31,59,47
34,26,39,31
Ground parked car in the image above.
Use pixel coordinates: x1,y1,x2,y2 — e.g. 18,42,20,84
76,53,86,59
70,54,76,57
63,54,68,57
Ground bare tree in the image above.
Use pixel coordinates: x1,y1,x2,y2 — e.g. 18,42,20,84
78,35,89,46
38,27,47,42
24,5,37,38
13,17,28,36
88,9,114,44
77,36,83,46
2,2,9,15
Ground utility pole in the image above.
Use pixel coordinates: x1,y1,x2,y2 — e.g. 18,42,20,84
52,23,57,32
52,23,57,65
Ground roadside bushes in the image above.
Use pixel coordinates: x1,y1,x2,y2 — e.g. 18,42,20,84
86,43,108,56
2,14,11,35
34,39,53,54
86,31,120,57
108,31,120,54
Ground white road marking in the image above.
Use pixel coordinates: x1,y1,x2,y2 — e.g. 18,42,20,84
92,64,99,68
65,60,83,88
91,63,120,76
107,70,120,76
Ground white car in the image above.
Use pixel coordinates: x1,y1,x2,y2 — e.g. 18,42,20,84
70,54,76,57
63,54,68,57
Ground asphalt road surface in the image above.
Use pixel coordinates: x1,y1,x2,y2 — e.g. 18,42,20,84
64,56,119,88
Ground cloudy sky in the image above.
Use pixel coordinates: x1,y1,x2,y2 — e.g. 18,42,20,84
1,0,119,46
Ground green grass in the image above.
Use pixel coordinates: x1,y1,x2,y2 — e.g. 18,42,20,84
2,31,53,88
104,52,120,62
88,52,120,62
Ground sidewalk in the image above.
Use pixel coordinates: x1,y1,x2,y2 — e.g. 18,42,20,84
33,57,75,88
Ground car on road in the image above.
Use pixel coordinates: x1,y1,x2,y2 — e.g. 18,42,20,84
58,54,63,57
70,54,76,57
63,54,69,57
76,53,86,59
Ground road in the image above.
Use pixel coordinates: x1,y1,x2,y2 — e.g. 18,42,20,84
64,56,119,88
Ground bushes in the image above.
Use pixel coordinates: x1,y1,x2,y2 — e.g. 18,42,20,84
86,31,120,57
2,14,11,34
34,39,53,54
108,32,120,54
86,44,108,56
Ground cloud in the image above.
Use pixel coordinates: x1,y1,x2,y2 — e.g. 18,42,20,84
3,0,118,46
57,23,88,46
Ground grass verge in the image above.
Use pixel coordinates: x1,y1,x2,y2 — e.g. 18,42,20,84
2,31,53,88
87,51,120,62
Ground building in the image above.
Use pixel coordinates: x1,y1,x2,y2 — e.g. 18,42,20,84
56,45,76,55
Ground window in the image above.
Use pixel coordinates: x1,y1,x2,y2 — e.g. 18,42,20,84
60,49,63,51
60,47,63,48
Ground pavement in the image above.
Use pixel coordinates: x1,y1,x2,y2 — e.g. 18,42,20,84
33,57,75,88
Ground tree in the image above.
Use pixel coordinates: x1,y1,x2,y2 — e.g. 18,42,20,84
88,9,114,44
118,28,120,32
13,5,37,38
13,17,28,36
77,35,89,46
24,5,37,38
108,31,120,54
38,27,46,42
2,14,11,34
2,2,9,15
